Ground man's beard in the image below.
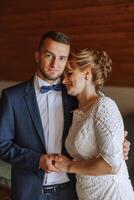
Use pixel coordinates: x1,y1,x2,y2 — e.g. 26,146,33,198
39,67,62,81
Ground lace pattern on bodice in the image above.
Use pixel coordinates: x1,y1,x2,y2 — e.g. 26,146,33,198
65,95,134,200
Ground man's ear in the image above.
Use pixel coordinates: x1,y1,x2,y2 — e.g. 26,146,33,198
35,51,40,63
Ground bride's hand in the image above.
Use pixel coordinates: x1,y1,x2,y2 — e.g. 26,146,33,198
53,154,72,172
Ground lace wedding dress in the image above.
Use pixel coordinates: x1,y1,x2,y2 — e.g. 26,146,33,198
65,96,134,200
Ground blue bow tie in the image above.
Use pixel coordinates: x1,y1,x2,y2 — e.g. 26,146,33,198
40,84,62,93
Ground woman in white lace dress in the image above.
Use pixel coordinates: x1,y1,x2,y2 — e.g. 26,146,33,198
54,49,134,200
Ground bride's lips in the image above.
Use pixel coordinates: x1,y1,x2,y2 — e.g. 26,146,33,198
65,83,72,91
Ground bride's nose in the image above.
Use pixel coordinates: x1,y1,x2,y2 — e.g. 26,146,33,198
62,76,66,85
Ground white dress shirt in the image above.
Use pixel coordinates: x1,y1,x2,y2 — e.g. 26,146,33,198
34,75,69,185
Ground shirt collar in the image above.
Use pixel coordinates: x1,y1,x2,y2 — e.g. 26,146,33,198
34,74,61,95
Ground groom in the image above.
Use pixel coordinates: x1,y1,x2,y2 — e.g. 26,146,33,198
0,30,130,200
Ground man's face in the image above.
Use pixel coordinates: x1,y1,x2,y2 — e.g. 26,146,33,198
35,38,70,83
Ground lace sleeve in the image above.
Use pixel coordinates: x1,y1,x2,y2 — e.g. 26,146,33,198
94,97,124,170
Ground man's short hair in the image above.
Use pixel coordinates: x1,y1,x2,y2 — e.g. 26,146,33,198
38,30,70,50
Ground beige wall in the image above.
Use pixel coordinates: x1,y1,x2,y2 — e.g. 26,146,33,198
102,87,134,115
0,81,134,115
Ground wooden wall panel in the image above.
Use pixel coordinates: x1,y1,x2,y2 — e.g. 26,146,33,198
0,0,134,86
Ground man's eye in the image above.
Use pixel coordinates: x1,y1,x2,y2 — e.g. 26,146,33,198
44,53,53,58
60,57,67,61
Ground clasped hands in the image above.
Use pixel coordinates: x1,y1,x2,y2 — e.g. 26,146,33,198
39,132,130,174
39,153,72,173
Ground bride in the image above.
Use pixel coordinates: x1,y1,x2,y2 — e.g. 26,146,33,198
53,49,134,200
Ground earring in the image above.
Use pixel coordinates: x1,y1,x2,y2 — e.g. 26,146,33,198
85,74,89,80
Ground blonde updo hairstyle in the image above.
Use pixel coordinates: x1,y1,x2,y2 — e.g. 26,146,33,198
67,48,112,91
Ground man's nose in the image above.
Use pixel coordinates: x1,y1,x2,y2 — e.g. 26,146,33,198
51,58,59,68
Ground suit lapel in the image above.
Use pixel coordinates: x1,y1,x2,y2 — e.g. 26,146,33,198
24,78,46,148
61,85,78,149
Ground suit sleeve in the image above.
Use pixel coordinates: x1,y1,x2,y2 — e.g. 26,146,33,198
0,90,41,172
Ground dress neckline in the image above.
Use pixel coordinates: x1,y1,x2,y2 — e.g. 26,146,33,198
73,94,105,116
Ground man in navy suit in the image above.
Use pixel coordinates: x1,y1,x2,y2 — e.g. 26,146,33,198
0,31,78,200
0,31,130,200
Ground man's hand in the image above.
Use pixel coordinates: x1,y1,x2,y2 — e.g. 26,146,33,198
39,154,61,173
123,131,130,160
54,154,72,172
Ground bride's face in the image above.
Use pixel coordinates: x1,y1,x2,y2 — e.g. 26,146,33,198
63,62,91,96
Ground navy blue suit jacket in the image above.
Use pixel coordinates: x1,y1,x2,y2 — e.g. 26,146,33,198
0,78,77,200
